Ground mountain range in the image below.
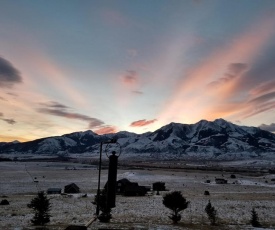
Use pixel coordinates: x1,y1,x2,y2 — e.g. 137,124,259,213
1,118,275,160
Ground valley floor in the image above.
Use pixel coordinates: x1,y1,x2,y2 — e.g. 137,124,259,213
1,161,275,229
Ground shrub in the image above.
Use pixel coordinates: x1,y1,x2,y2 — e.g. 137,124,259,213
250,208,261,227
27,191,51,225
0,199,9,205
93,189,112,222
205,200,217,225
163,191,189,224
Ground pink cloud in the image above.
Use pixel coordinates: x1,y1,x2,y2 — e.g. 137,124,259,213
130,119,157,127
250,80,275,96
94,126,118,135
121,70,138,87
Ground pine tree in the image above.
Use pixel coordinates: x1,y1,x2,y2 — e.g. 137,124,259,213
205,200,217,225
27,191,51,225
250,208,261,227
163,191,189,224
93,189,112,222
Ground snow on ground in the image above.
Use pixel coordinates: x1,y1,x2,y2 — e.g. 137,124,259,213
1,161,275,229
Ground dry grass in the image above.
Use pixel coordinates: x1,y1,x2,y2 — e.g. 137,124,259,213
1,161,275,229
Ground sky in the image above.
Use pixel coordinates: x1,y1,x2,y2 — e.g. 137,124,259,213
1,0,275,142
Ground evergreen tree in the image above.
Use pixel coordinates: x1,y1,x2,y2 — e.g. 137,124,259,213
27,191,51,225
162,191,189,224
205,200,217,225
250,208,261,227
93,189,112,222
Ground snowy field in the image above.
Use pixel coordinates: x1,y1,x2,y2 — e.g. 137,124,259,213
1,161,275,230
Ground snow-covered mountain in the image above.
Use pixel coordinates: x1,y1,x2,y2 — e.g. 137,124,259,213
1,119,275,160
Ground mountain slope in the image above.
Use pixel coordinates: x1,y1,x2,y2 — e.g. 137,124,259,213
1,119,275,160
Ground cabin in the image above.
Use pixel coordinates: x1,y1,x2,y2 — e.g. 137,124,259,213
47,188,62,194
152,182,166,191
116,178,132,194
116,178,149,196
64,183,80,193
215,178,228,184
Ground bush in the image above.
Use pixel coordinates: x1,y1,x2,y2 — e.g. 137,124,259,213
0,199,9,205
250,208,261,227
27,191,51,225
93,189,112,222
205,200,217,225
163,191,189,224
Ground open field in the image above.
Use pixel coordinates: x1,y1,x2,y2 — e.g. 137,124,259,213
1,160,275,229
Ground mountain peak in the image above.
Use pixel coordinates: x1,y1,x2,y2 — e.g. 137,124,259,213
1,119,275,160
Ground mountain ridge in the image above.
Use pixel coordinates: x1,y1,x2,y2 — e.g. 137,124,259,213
1,118,275,160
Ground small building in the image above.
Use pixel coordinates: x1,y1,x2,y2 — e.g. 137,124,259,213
153,182,166,191
47,188,62,194
116,178,132,194
64,183,80,193
215,178,228,184
124,184,147,196
116,178,148,196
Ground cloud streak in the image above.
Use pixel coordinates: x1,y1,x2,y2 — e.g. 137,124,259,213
158,15,275,124
94,126,118,135
2,118,16,125
37,101,104,129
130,119,157,127
0,56,22,88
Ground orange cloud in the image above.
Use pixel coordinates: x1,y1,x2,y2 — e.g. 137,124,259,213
130,119,157,127
94,126,118,135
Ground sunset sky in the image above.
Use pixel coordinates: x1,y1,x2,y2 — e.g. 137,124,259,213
1,0,275,142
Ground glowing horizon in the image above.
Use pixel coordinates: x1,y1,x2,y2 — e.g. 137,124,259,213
1,0,275,142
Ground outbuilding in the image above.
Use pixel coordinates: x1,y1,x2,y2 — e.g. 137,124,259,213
47,188,62,194
64,183,80,193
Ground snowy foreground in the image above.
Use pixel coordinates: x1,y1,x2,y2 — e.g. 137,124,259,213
1,161,275,230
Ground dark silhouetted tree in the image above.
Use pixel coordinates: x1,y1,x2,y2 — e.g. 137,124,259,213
27,191,51,225
250,208,261,227
205,200,217,225
93,189,112,222
163,191,189,224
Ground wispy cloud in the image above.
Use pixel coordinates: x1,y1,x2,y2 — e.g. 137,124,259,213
130,119,157,127
0,112,16,124
94,126,118,135
132,90,143,95
0,56,22,88
250,80,275,96
121,70,139,87
158,15,275,124
39,101,70,109
37,101,104,129
208,63,248,89
2,118,16,125
259,123,275,132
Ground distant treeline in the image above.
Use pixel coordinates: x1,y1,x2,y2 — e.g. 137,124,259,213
0,157,12,162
